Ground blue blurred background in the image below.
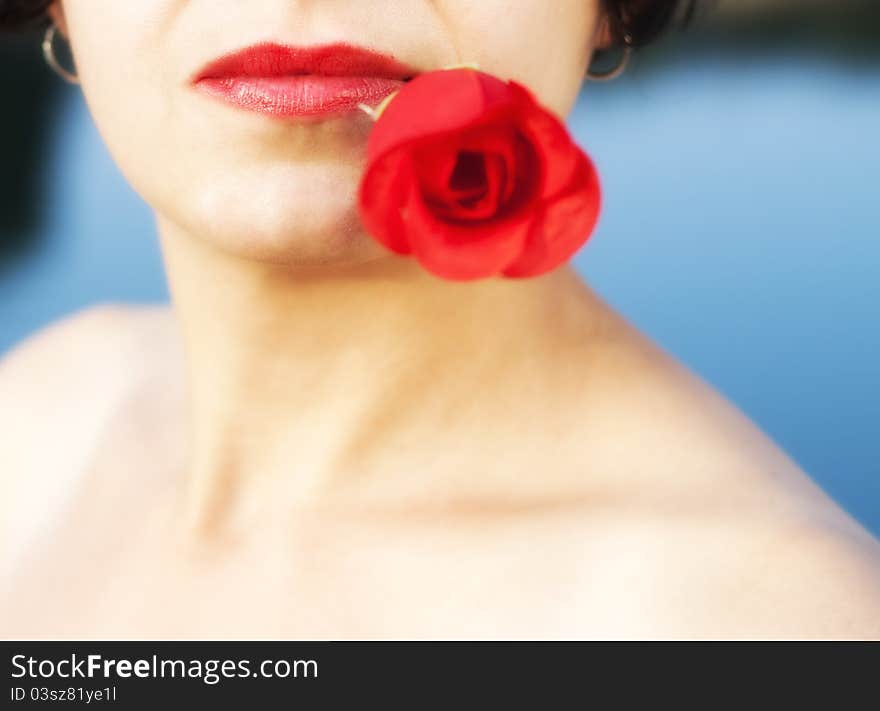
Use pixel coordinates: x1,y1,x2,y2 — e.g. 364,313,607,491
1,1,878,534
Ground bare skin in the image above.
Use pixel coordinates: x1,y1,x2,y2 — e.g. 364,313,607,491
1,0,879,639
1,260,879,640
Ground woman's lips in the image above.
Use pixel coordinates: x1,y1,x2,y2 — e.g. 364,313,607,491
191,42,416,119
195,75,406,118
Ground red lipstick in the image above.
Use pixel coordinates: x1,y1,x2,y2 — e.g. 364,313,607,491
191,42,417,119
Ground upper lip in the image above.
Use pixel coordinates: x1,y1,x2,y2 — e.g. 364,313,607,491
190,41,418,83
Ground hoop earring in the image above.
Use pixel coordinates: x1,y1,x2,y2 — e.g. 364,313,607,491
42,23,80,85
586,36,633,82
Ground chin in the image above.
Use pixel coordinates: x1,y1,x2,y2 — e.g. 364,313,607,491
161,163,392,267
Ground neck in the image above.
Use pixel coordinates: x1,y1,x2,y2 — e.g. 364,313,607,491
156,215,600,531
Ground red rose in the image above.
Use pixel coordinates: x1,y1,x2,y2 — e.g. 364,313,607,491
357,68,601,281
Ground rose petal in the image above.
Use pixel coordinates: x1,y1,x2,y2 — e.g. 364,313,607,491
367,69,518,165
425,151,502,221
358,149,418,255
413,125,531,222
402,181,533,281
501,154,601,278
441,127,541,220
507,80,582,200
454,127,519,209
413,137,461,204
453,151,504,218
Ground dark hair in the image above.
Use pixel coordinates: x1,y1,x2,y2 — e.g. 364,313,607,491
0,0,52,30
604,0,696,47
2,1,694,45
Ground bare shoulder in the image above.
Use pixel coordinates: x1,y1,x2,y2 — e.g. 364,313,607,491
1,302,143,373
0,301,172,414
0,302,178,554
612,504,880,640
720,513,880,639
0,303,139,449
559,308,880,638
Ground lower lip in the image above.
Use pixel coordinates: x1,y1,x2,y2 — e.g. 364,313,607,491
194,75,404,118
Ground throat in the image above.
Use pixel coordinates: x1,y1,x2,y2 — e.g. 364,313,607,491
154,214,598,534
